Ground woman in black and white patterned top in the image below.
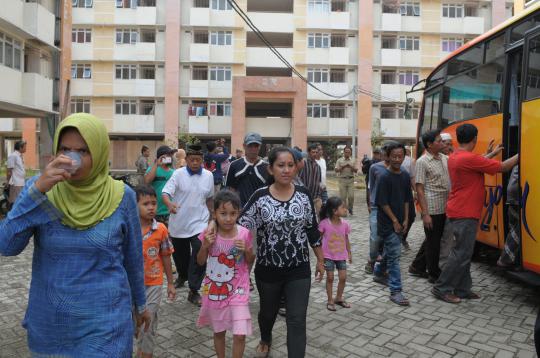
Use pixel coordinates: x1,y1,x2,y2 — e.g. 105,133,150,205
238,147,324,358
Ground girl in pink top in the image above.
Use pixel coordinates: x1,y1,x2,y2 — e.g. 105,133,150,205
319,196,352,312
196,190,255,358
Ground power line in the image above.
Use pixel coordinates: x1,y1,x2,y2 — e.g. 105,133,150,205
226,0,402,103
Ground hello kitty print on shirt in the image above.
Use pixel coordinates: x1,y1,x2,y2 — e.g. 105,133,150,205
207,254,236,301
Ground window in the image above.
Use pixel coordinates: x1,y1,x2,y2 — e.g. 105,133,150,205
139,65,155,79
70,99,91,113
72,0,93,8
382,3,399,13
194,0,209,8
0,34,22,71
442,38,463,52
399,105,419,119
115,99,137,115
308,0,330,13
210,31,232,45
511,15,540,43
192,66,208,80
330,69,345,83
194,31,209,44
116,0,136,8
464,5,477,17
329,104,346,118
421,92,441,134
307,103,328,118
526,36,540,100
71,64,92,79
115,64,137,79
400,2,420,16
441,61,503,125
381,105,397,119
442,4,464,18
399,71,419,86
209,101,231,116
331,34,346,47
447,43,483,76
116,29,138,44
72,28,92,43
308,33,330,48
381,71,396,84
307,68,329,83
138,0,156,6
211,0,232,10
485,34,505,63
140,100,155,115
140,29,155,43
382,37,397,49
209,66,232,81
331,0,347,12
399,36,419,51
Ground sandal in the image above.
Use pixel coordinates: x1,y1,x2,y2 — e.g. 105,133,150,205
390,292,410,306
326,302,336,311
334,300,351,308
255,341,271,358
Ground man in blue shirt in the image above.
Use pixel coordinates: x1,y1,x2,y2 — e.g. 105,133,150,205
204,140,230,192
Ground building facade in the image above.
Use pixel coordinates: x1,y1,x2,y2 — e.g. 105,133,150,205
67,0,514,169
0,0,65,169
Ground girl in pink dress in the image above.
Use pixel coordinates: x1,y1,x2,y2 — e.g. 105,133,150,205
196,190,255,358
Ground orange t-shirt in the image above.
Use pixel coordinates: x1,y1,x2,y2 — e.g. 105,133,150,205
142,220,174,286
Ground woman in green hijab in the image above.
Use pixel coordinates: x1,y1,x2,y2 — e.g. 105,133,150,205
0,113,150,357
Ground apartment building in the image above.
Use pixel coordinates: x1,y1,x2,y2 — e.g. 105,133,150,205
0,0,64,168
371,0,514,141
70,0,517,169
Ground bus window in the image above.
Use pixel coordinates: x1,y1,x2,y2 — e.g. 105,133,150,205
427,65,446,88
447,44,483,76
441,60,503,125
420,92,440,134
485,34,506,63
525,36,540,101
511,15,540,43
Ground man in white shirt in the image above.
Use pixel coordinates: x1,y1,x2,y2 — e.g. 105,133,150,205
162,144,214,306
315,143,328,204
6,140,27,208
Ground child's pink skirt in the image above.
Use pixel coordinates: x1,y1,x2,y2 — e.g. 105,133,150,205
197,304,252,335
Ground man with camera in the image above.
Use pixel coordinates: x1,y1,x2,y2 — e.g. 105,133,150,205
144,145,176,226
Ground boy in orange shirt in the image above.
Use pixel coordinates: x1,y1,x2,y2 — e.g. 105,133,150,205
135,185,176,358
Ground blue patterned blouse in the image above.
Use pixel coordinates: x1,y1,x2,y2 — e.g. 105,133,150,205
0,177,146,357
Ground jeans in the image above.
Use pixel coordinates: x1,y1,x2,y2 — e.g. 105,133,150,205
438,218,455,270
256,276,311,358
369,207,383,262
171,235,206,291
411,214,446,278
499,205,520,265
321,188,328,205
434,219,478,297
376,232,403,294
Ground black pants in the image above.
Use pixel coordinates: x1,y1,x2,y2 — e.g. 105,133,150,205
402,203,416,242
411,214,446,278
256,276,311,358
535,308,540,356
171,235,206,291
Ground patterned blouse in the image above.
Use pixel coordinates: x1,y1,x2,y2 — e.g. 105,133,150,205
238,185,321,268
0,177,146,357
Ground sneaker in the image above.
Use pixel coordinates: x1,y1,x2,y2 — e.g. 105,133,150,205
390,292,410,306
373,275,388,286
187,290,202,306
364,262,374,274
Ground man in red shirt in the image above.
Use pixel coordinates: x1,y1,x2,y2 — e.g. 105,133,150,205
432,123,518,303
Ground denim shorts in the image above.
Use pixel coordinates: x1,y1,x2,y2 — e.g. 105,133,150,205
324,258,347,271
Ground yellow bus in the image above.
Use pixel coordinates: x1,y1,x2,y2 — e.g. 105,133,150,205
416,3,540,278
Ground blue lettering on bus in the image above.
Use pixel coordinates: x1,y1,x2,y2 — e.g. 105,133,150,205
481,185,503,232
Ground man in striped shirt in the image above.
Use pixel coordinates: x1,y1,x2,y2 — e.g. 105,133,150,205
299,143,322,212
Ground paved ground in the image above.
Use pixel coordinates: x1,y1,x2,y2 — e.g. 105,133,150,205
0,188,538,357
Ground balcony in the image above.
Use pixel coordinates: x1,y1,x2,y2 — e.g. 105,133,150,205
113,115,156,133
307,117,351,137
70,79,93,97
22,72,53,111
440,17,485,35
379,84,422,103
246,48,294,67
0,0,24,30
113,43,157,61
188,80,233,98
23,2,55,47
188,116,232,134
246,13,294,33
246,117,292,138
380,118,418,139
189,44,234,63
307,82,351,101
381,13,401,31
113,79,156,97
0,67,23,108
305,11,350,30
305,47,349,65
189,7,236,27
380,49,420,67
114,7,157,25
71,43,93,61
72,8,94,24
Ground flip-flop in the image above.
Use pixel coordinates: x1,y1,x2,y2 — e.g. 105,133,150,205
326,303,336,311
334,300,351,308
255,341,271,358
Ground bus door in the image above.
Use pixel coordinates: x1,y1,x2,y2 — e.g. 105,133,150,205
520,28,540,274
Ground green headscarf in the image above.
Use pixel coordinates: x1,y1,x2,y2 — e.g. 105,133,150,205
46,113,125,229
